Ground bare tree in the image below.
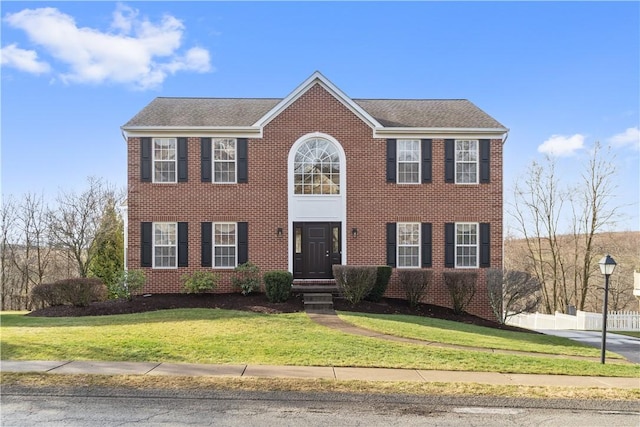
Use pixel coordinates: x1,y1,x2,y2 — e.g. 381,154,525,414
508,144,622,314
487,268,541,324
510,156,568,313
47,177,118,278
1,196,17,310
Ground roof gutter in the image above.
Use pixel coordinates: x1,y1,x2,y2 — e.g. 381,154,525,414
373,127,509,139
120,126,263,139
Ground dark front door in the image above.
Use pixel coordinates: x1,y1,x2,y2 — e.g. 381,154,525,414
293,222,341,279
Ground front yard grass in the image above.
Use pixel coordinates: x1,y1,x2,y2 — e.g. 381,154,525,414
1,309,638,378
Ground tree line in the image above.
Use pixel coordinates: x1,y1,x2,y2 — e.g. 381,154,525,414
1,177,124,310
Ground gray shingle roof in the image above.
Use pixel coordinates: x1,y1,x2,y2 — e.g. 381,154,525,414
123,96,505,129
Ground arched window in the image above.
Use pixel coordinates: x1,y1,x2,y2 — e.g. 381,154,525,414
293,138,340,194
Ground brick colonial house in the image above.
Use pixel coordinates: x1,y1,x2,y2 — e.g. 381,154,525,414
121,72,508,319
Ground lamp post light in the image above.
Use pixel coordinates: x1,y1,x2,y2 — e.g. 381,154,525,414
598,254,617,364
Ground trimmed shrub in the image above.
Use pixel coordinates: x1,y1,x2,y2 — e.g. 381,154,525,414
443,271,478,315
264,270,293,303
182,271,220,294
32,278,107,307
399,269,433,309
333,265,377,305
231,262,261,296
113,270,147,301
366,266,392,302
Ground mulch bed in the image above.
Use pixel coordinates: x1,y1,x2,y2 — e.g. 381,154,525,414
26,292,529,332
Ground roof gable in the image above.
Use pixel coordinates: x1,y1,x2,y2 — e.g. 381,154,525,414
253,71,382,129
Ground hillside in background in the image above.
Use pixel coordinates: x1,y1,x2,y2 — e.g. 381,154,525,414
504,231,639,313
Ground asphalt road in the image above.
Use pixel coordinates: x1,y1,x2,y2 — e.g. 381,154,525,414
536,330,640,363
2,386,639,426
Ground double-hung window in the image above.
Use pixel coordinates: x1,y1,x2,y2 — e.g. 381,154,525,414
153,222,177,268
213,138,236,183
397,140,420,184
455,140,478,184
456,223,478,268
214,222,237,268
397,222,420,268
153,138,177,183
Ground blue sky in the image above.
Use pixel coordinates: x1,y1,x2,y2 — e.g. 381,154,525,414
2,1,639,234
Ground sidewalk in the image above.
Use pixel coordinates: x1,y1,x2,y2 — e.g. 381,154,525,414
1,360,638,389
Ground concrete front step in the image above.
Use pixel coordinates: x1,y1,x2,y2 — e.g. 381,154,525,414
303,293,335,313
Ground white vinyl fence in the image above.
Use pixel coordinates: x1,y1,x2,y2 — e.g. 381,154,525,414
506,310,640,331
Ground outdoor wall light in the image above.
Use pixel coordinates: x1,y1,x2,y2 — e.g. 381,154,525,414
352,228,358,238
598,254,617,364
276,227,283,237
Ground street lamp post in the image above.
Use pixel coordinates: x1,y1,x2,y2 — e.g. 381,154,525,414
598,254,617,364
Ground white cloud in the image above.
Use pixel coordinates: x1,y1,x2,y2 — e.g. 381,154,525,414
2,5,212,90
608,127,640,151
538,134,585,157
0,43,51,74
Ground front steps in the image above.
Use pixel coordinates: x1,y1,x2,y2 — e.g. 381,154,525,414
293,279,339,313
302,293,335,314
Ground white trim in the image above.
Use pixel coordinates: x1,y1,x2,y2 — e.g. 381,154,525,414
455,222,479,269
212,138,238,184
254,71,382,129
152,137,177,184
122,127,262,139
454,139,479,185
396,139,421,185
397,222,421,269
287,132,347,273
152,222,178,269
213,222,238,269
374,127,507,140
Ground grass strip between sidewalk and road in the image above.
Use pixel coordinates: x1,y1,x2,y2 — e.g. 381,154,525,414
2,373,639,401
1,309,638,378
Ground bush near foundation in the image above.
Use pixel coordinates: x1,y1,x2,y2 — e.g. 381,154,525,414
399,269,433,309
32,278,107,307
333,265,377,305
366,266,392,302
264,270,293,303
232,262,261,296
443,271,478,315
182,271,220,294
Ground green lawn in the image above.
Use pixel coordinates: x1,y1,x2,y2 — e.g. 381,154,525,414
337,312,607,357
1,309,638,378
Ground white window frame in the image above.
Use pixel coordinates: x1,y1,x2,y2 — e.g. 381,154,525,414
455,140,479,184
397,222,421,269
213,138,237,184
397,139,421,184
213,222,237,268
153,222,177,269
293,138,341,195
152,138,177,183
455,222,478,268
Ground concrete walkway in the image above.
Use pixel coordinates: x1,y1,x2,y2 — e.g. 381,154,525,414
1,360,638,389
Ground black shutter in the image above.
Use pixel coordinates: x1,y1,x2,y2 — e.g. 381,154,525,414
201,138,212,182
479,139,490,183
386,223,397,267
444,223,455,268
177,138,188,182
141,222,152,267
421,139,432,183
178,222,188,267
480,223,490,267
444,139,455,183
237,138,248,183
386,139,396,183
201,222,212,267
141,138,152,182
421,222,432,268
237,222,248,264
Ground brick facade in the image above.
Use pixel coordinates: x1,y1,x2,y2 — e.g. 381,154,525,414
125,75,505,320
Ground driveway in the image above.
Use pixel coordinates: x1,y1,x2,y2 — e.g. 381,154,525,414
535,330,640,363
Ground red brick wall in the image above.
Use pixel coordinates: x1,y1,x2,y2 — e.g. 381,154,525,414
127,84,503,319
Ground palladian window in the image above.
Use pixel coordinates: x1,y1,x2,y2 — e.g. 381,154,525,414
294,138,340,194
